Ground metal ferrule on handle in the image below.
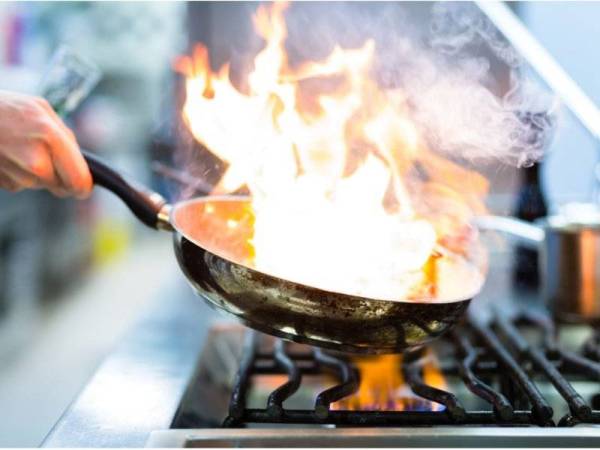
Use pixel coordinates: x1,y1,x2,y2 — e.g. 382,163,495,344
82,150,173,231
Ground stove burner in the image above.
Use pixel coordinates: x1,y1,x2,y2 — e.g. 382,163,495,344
212,311,600,428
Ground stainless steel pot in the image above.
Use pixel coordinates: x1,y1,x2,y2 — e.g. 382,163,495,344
476,203,600,323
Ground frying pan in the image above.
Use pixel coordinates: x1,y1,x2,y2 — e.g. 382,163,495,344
83,151,472,354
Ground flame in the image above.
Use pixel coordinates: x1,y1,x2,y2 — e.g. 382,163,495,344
333,351,446,411
175,2,488,302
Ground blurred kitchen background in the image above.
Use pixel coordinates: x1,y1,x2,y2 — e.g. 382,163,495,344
0,1,598,447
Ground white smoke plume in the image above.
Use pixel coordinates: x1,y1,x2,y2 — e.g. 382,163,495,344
282,1,559,169
421,2,558,167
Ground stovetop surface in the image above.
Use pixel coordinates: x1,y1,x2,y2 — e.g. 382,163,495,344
148,315,600,447
166,314,600,441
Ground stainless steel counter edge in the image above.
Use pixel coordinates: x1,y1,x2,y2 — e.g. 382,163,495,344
43,280,210,448
146,427,600,448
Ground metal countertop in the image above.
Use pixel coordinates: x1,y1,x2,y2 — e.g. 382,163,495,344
42,277,219,448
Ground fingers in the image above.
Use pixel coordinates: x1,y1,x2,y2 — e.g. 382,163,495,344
0,151,71,198
35,98,76,141
6,142,60,187
47,185,71,198
0,163,38,192
0,93,93,198
43,120,93,198
0,154,75,198
0,174,22,193
28,98,93,197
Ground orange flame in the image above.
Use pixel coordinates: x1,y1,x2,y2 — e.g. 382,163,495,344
176,2,488,302
333,351,446,411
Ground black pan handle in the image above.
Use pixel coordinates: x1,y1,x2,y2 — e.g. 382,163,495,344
82,150,172,230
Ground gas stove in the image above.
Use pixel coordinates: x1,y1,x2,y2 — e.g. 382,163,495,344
147,309,600,447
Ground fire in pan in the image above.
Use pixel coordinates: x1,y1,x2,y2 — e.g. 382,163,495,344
83,151,477,354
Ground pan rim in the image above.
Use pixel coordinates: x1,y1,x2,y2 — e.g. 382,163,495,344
170,195,480,305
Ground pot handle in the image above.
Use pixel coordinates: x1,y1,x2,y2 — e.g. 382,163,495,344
474,215,545,249
82,150,172,231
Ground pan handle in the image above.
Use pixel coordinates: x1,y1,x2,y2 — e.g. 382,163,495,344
474,215,545,249
82,150,172,231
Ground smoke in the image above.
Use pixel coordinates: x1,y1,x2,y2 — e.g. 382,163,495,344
282,1,558,169
418,2,557,167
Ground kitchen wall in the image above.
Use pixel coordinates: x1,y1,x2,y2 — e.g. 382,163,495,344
523,2,600,208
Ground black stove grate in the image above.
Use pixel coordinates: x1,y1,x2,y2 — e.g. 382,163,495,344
222,310,600,428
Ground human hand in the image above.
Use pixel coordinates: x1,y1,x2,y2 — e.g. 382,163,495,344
0,90,92,197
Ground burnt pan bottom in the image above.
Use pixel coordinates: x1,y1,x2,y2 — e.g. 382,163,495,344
173,230,470,354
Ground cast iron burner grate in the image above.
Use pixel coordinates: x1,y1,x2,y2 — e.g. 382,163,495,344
221,310,600,428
